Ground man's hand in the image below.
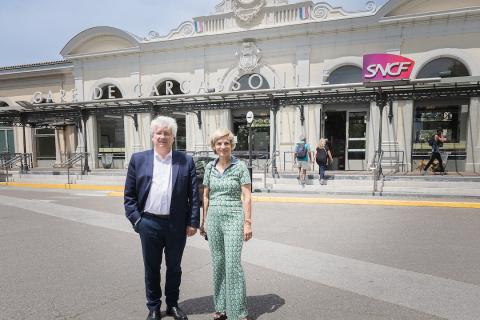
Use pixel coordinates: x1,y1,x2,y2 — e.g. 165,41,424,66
186,226,197,237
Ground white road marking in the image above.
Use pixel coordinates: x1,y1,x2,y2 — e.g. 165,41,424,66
1,194,479,320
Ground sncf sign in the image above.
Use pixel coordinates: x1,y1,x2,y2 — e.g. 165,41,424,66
363,54,415,82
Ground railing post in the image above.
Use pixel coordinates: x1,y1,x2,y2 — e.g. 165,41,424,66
21,114,29,173
81,110,90,174
271,99,279,178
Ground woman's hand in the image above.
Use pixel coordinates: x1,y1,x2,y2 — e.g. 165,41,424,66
243,222,252,241
200,222,207,237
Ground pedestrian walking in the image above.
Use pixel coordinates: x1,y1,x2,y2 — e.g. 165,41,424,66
200,128,252,320
423,127,447,175
294,135,312,185
124,116,200,320
314,138,333,185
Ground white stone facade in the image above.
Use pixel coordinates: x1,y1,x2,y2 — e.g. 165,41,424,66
1,0,480,172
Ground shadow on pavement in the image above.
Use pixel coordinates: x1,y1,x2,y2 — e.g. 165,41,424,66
180,294,285,319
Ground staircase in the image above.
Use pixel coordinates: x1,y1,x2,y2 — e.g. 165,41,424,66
255,172,480,199
6,168,480,199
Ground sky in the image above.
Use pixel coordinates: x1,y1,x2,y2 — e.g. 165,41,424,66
0,0,388,68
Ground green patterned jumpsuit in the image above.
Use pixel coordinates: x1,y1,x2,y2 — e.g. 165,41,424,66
203,157,251,320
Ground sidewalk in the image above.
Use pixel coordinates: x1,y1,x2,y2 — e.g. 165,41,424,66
2,169,480,201
2,183,480,209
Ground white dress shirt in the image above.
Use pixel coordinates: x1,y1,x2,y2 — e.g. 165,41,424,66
144,150,173,216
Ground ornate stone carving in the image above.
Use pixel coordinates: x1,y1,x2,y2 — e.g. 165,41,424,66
313,5,330,20
232,0,266,24
312,1,378,21
145,21,195,41
144,31,160,41
235,41,261,73
365,1,377,13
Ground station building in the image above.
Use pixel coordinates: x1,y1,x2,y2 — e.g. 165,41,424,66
1,0,479,173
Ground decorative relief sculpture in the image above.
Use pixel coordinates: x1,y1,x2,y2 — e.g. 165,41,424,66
144,31,160,41
312,1,378,21
145,21,195,41
232,0,266,24
313,4,330,20
365,1,377,13
235,40,262,73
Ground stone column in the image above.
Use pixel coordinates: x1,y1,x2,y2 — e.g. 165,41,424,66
86,115,98,169
466,97,480,172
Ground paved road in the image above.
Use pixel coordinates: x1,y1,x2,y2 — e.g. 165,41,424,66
1,187,480,320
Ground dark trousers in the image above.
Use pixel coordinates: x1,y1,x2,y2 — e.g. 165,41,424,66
318,164,327,179
138,215,186,311
424,152,444,172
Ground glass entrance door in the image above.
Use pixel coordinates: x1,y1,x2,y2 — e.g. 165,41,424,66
324,109,368,171
0,128,14,153
346,111,367,170
325,111,346,170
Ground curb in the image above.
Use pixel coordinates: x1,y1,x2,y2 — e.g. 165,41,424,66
2,182,480,209
0,182,123,192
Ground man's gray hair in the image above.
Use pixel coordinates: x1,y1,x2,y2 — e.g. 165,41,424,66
150,116,178,137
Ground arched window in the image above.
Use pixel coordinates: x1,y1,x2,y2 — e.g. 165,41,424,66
326,65,363,84
417,58,470,79
155,80,184,95
232,73,270,91
0,101,9,107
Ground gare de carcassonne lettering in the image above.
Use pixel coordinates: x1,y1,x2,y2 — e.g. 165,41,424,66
31,54,417,103
31,73,297,104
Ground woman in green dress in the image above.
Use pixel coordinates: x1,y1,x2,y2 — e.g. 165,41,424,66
200,128,252,320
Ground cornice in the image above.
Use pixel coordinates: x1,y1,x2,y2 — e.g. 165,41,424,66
379,6,480,24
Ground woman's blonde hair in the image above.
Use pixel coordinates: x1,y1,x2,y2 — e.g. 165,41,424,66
210,128,236,153
317,138,327,149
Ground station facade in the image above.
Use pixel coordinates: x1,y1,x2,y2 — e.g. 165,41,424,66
1,0,480,172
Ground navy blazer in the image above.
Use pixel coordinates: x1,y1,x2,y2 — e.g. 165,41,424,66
124,149,200,234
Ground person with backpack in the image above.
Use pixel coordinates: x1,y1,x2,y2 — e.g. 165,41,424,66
294,135,312,184
314,138,333,185
423,127,447,175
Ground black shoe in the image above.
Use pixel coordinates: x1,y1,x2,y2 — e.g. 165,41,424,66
166,306,188,320
213,312,228,320
147,309,161,320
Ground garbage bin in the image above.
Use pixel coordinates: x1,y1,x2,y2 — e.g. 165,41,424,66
100,153,114,169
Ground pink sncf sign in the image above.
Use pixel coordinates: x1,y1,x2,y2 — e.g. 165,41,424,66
363,54,415,82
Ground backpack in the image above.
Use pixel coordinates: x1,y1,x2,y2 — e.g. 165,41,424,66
316,147,328,165
427,136,435,147
428,135,435,146
295,142,307,158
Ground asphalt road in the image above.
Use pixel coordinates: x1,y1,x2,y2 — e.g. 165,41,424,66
1,187,480,320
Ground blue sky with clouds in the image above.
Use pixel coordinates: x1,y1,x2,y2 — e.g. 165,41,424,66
0,0,388,67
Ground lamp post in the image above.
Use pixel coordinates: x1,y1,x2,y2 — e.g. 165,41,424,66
246,111,254,191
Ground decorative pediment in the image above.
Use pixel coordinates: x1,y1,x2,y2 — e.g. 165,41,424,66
61,27,140,58
143,1,381,42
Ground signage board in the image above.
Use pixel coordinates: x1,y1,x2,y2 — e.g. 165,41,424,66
363,53,415,82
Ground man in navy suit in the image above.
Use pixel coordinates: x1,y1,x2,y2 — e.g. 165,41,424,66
124,116,199,320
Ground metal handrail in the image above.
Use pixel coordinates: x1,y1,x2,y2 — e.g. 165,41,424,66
372,150,384,195
380,150,406,173
63,153,88,184
263,151,280,189
187,150,271,170
0,153,33,182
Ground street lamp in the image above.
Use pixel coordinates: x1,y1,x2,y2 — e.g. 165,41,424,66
246,111,254,191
